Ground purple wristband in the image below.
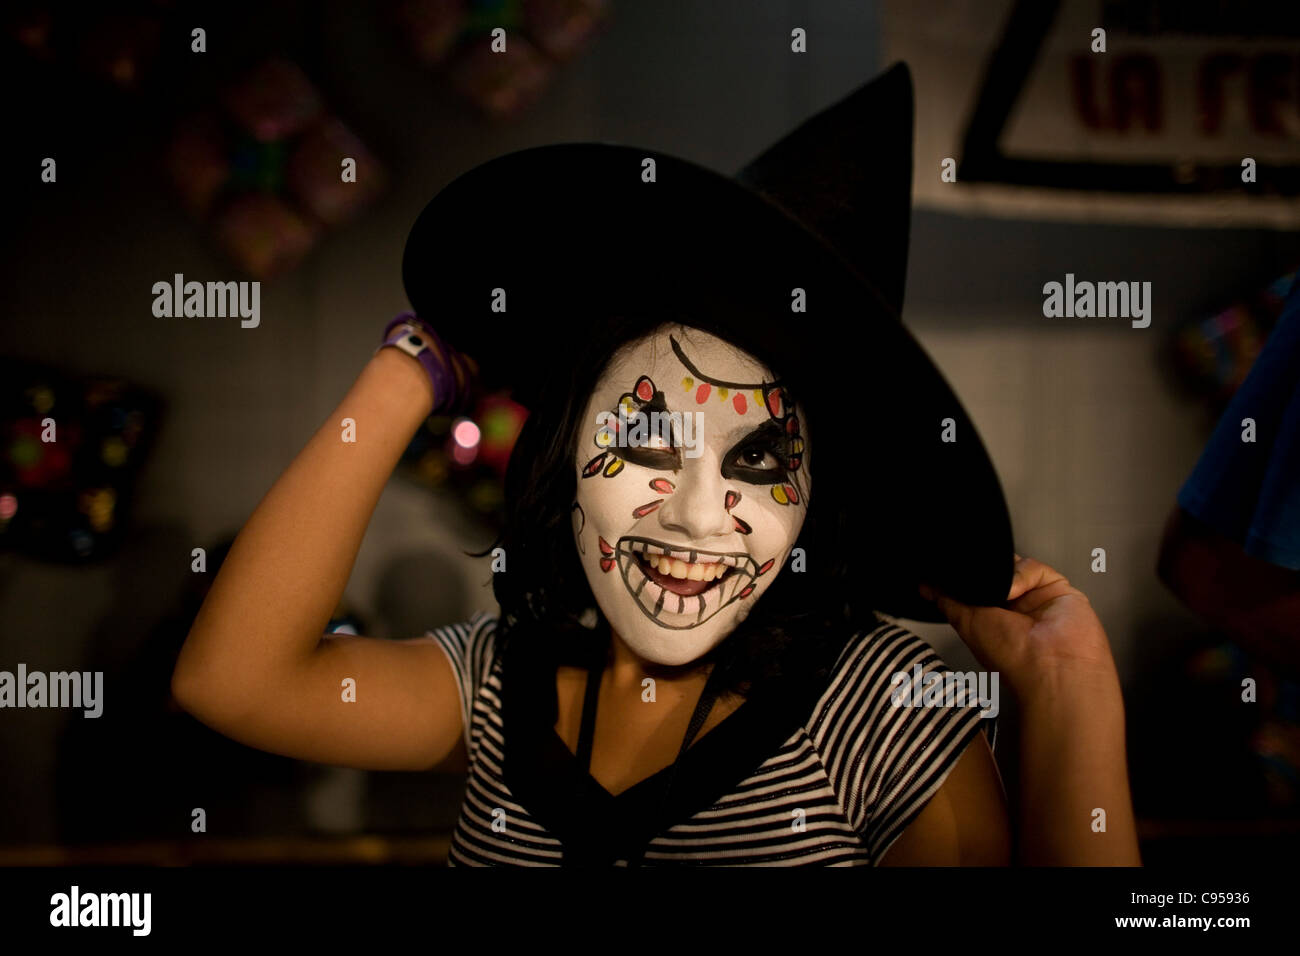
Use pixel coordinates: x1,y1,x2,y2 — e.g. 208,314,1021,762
377,312,462,412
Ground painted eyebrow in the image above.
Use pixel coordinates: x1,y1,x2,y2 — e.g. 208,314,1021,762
723,419,784,447
670,335,779,390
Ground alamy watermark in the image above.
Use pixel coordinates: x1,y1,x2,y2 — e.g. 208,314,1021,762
889,663,999,718
596,407,705,458
1042,273,1151,328
50,886,150,936
152,273,260,328
1,664,102,717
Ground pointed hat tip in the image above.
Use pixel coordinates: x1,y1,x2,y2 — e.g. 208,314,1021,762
734,61,916,317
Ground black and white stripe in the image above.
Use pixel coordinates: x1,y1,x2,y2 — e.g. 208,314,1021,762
425,612,990,866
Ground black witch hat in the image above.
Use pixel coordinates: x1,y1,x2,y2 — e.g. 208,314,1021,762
402,62,1014,622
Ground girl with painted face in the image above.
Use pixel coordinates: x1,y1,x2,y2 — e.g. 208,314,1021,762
173,64,1140,867
572,326,808,666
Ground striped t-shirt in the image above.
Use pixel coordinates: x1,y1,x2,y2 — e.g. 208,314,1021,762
425,611,994,866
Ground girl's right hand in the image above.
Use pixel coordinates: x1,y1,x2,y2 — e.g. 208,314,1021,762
919,555,1122,707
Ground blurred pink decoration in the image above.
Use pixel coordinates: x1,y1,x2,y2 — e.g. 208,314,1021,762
393,0,469,65
165,112,231,218
211,193,320,280
165,57,386,279
221,59,324,143
524,0,607,61
448,32,552,120
287,117,387,225
391,0,609,119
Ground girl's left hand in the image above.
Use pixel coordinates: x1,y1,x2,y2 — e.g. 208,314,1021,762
919,555,1121,706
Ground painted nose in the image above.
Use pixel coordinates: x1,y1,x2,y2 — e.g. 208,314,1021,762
656,454,733,543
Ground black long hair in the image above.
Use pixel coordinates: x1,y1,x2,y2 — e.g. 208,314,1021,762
485,308,880,700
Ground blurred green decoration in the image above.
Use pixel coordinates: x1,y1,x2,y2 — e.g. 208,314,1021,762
165,58,387,279
0,358,162,563
390,0,610,119
228,138,290,194
396,390,529,529
463,0,527,33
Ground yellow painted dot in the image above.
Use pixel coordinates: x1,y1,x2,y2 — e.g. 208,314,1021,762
771,485,788,505
753,390,763,406
682,377,694,390
789,438,804,454
596,429,612,447
718,388,728,400
604,458,624,477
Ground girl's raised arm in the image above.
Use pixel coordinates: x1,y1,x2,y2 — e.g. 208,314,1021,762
171,345,467,772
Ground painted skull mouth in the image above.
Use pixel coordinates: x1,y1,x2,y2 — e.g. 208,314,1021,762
616,536,761,630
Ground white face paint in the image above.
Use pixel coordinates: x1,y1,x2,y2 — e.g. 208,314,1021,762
571,325,812,667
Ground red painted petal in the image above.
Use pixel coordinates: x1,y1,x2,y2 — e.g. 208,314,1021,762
649,477,675,493
599,556,615,573
786,415,799,435
784,484,799,504
732,393,747,415
598,536,614,555
733,515,752,535
635,376,654,402
696,383,711,404
583,453,608,477
738,585,755,598
632,500,662,519
724,490,740,511
766,388,784,418
757,558,774,576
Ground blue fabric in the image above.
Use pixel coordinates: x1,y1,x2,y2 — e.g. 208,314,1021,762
1177,275,1300,570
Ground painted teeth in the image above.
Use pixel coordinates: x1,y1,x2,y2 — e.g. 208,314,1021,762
627,541,741,568
649,555,728,581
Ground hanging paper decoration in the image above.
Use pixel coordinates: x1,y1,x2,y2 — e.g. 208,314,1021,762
165,58,387,279
1167,269,1297,410
389,0,610,119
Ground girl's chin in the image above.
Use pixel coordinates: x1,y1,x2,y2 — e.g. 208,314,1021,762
610,618,736,670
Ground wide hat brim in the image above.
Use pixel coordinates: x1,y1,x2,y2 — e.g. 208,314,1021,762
402,69,1014,622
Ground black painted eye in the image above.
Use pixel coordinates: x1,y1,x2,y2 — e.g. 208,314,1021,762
720,418,791,485
615,445,679,470
723,439,787,484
